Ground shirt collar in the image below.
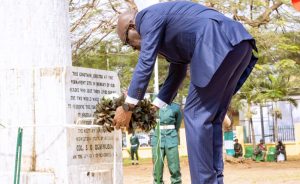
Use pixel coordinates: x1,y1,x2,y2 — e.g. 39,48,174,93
135,11,143,34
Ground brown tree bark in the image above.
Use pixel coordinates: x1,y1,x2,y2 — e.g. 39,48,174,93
232,0,283,28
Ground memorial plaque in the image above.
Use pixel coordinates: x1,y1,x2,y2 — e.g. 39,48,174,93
67,127,115,165
65,67,122,184
66,67,120,124
67,127,123,184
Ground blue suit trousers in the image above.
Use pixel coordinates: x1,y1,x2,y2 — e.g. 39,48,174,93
184,41,253,184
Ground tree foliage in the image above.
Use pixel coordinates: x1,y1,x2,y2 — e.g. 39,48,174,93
70,0,300,108
69,0,137,62
231,59,299,142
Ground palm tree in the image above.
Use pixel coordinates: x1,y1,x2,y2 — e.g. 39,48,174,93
257,60,298,142
231,70,262,148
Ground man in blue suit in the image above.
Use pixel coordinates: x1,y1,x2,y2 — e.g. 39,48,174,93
113,1,258,184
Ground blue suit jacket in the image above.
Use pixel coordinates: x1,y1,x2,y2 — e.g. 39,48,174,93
127,1,258,104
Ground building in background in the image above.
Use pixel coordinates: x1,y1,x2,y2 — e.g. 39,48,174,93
239,96,300,143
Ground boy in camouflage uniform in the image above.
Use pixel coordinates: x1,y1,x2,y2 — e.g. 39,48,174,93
151,102,182,184
130,132,140,165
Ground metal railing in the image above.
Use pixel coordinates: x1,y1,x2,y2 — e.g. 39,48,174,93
244,124,295,143
269,125,295,142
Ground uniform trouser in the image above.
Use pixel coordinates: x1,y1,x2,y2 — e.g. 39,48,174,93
152,145,182,184
234,152,243,158
130,148,139,161
184,41,253,184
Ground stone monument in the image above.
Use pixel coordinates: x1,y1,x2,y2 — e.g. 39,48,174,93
0,1,122,183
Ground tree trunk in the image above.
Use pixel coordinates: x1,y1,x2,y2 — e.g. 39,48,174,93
274,116,278,142
250,117,256,148
274,102,279,142
260,104,265,142
247,102,256,148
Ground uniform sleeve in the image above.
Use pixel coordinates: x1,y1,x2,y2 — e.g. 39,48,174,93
174,104,183,131
157,63,187,104
137,137,140,147
127,12,166,101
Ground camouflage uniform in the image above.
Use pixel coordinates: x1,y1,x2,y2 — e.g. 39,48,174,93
151,103,182,184
130,134,140,165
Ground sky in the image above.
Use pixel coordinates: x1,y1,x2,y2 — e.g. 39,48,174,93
134,0,160,11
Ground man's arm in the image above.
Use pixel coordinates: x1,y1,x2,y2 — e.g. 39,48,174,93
174,104,183,131
126,11,166,104
152,63,187,109
137,137,140,148
114,12,165,129
238,144,243,154
157,63,187,105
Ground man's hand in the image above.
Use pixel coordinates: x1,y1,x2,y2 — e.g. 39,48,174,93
223,114,231,128
113,106,133,129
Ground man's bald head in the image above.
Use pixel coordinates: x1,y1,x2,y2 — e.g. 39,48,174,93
116,10,137,44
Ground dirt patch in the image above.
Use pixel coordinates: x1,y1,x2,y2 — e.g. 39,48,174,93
123,156,300,184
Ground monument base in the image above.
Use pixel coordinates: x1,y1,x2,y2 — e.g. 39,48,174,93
0,66,122,184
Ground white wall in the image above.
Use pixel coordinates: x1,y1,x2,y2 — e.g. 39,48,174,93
0,0,71,68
